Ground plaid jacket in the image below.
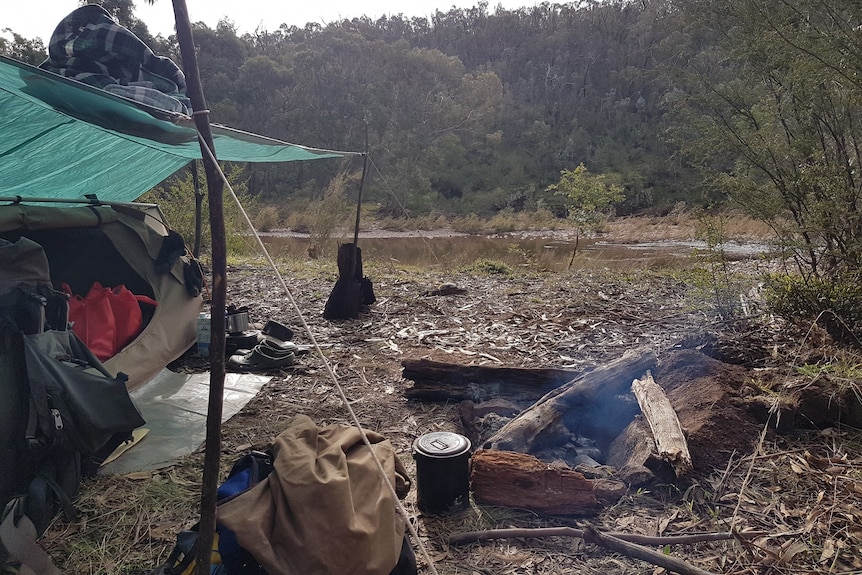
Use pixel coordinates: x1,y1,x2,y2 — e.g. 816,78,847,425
40,4,191,114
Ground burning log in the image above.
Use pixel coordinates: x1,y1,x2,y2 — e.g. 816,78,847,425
402,359,579,402
469,450,626,516
484,347,657,452
631,371,692,477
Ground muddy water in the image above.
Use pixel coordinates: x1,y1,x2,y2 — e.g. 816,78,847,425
260,234,767,271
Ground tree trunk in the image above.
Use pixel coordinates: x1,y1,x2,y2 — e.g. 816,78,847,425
172,3,226,574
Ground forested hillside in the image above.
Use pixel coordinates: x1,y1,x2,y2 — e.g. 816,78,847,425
183,0,693,216
4,0,861,238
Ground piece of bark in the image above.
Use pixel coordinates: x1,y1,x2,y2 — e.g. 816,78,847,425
631,371,693,477
485,347,657,452
470,450,625,516
403,359,580,402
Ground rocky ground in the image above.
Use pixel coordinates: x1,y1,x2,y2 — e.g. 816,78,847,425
41,232,862,574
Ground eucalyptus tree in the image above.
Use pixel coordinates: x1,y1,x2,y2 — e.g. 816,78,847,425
666,0,862,338
668,0,862,280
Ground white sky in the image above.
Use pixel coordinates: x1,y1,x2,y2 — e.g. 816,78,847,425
3,1,533,45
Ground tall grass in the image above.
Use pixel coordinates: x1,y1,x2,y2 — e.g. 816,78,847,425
279,172,359,258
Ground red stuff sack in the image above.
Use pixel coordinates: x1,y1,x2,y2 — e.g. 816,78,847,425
110,284,157,352
63,282,158,361
64,282,114,361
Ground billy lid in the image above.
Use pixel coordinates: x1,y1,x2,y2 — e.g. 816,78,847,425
413,432,471,458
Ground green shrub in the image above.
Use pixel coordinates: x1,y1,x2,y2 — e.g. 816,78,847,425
140,164,259,258
305,172,356,258
451,215,485,234
466,259,512,276
764,273,862,344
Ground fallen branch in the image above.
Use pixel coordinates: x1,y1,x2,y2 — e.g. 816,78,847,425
582,526,719,575
449,526,748,546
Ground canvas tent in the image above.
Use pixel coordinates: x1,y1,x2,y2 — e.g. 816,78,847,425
0,48,354,388
0,201,202,389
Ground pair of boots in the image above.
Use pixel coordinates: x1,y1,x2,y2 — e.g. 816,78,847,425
227,320,302,371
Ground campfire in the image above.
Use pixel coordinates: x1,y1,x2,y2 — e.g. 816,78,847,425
402,346,763,516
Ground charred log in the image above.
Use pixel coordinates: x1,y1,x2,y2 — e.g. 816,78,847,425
606,417,675,487
485,347,657,452
402,359,579,402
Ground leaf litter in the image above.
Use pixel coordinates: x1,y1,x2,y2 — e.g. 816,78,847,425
39,258,862,575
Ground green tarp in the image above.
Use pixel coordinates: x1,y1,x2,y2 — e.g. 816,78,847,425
0,55,355,203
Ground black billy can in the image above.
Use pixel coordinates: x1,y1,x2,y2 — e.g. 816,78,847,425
412,431,471,515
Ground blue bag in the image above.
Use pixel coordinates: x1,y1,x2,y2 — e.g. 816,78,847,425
216,451,273,575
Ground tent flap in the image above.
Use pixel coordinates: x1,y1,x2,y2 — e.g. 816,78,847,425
0,55,355,203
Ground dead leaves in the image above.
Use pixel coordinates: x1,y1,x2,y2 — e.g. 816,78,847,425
729,441,862,573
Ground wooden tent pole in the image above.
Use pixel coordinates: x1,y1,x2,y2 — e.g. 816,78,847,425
191,160,203,258
349,120,369,278
171,2,227,574
350,152,368,278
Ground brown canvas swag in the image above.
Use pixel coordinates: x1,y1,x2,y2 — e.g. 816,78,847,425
217,415,411,574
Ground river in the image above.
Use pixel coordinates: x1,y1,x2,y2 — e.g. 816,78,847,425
258,233,769,272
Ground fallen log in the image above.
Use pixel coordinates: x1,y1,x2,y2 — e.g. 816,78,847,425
469,450,626,516
632,370,692,478
402,359,579,402
485,347,657,452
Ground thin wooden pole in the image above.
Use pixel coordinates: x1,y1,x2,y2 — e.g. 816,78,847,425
349,120,370,279
191,160,203,258
171,2,227,574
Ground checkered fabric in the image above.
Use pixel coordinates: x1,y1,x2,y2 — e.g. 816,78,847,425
40,4,191,114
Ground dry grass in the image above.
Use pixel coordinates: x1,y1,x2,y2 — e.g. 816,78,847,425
605,210,774,243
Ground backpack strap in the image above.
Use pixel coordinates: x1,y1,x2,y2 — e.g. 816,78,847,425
34,474,77,523
0,498,62,575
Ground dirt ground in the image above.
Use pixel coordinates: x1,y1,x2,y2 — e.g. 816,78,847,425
42,238,862,574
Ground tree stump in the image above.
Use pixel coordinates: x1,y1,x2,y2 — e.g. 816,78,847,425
323,243,374,320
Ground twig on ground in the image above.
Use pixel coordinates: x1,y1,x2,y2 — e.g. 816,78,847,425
581,526,720,575
449,526,762,546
